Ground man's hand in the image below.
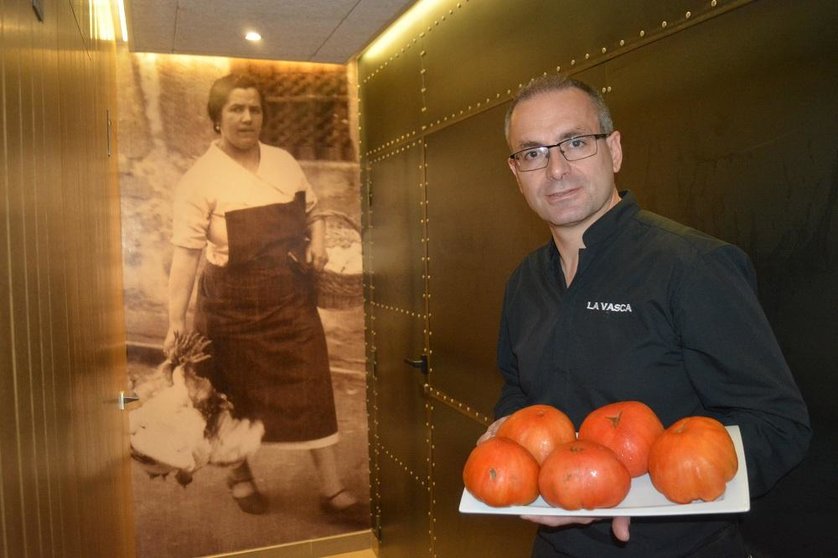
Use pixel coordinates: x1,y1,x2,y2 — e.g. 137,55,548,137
477,415,510,444
521,515,631,543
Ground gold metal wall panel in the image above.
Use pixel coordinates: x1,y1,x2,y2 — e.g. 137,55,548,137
359,45,425,154
430,403,538,557
366,131,431,542
377,453,433,558
371,310,430,476
421,0,707,125
605,0,838,257
424,104,545,418
367,142,426,313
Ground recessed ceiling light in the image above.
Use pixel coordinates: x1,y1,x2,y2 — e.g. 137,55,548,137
245,31,262,42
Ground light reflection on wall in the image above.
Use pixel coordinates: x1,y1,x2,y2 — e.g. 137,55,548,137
89,0,116,41
363,0,445,60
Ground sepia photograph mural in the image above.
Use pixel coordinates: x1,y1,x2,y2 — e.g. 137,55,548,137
117,48,369,558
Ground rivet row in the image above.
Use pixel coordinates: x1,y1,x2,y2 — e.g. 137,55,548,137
369,300,427,319
361,4,717,160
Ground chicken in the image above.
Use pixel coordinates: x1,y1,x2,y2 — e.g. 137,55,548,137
129,331,264,486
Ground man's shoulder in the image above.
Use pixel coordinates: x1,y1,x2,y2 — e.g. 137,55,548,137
632,208,730,255
628,209,754,281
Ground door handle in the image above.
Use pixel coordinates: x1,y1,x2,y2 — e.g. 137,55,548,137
403,354,428,375
118,391,140,410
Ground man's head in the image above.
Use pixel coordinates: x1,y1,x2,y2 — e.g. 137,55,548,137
504,76,613,145
505,75,623,235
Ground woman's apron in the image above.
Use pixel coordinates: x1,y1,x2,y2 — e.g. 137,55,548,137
195,192,338,445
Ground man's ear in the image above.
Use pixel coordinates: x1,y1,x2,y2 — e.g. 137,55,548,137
507,156,518,176
607,130,623,173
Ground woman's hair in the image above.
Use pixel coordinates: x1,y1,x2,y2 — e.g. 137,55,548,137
504,75,614,142
207,74,267,133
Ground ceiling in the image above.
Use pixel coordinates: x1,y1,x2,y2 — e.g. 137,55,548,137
126,0,417,64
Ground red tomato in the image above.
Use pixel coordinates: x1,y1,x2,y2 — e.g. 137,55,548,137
648,416,738,504
496,404,576,464
462,437,540,507
578,400,664,477
538,439,631,510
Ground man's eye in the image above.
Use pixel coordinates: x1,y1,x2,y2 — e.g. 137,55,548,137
522,149,543,161
566,137,587,150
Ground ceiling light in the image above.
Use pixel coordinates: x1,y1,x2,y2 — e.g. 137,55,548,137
245,31,262,42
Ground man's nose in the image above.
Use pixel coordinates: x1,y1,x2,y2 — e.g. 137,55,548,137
546,146,569,179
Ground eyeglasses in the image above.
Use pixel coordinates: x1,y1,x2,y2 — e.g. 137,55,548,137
509,133,611,172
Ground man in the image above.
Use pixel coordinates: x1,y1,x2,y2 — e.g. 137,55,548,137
484,75,811,557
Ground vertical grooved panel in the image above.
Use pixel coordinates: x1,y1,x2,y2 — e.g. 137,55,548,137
0,0,135,556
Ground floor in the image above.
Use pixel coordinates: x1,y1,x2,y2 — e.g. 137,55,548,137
326,552,376,558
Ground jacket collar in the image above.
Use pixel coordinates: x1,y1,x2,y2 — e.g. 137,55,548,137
582,190,640,248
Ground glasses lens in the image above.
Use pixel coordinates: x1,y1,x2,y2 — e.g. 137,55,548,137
513,147,549,171
561,135,599,161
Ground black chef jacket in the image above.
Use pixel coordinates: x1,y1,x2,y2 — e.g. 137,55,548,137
495,191,810,557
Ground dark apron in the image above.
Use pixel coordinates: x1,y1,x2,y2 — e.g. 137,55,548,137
195,192,338,443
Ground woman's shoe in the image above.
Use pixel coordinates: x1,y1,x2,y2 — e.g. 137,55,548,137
320,489,366,524
227,474,268,514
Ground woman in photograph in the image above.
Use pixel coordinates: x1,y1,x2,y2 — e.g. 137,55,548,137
164,73,359,518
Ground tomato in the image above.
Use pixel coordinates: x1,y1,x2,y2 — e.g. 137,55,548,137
496,404,576,464
462,437,540,507
578,400,664,477
538,439,631,510
648,416,738,504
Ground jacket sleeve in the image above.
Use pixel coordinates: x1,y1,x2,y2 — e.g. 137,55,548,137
494,279,529,420
676,244,811,497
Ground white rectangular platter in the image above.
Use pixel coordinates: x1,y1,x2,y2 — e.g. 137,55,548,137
459,425,749,517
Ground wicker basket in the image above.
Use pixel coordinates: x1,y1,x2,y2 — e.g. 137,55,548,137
315,211,363,310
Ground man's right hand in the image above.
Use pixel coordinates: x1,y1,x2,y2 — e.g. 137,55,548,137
477,415,510,444
521,515,631,542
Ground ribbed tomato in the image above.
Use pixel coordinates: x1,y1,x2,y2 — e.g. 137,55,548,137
538,439,631,510
578,400,664,477
496,404,576,464
648,416,738,504
462,437,540,507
